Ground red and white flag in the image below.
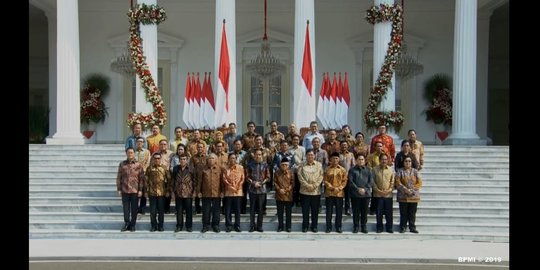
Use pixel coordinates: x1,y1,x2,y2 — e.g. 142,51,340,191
341,72,350,127
182,72,192,129
335,72,344,127
323,72,331,129
328,73,338,129
294,22,316,128
188,74,196,128
215,21,231,127
203,72,216,129
192,73,202,128
316,73,328,129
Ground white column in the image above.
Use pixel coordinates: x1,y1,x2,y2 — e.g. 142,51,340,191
46,0,83,145
293,0,315,128
214,0,237,126
136,0,157,118
46,11,57,138
373,0,398,139
446,0,485,145
352,48,365,134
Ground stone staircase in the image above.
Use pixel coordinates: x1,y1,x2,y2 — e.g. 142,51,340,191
29,144,509,242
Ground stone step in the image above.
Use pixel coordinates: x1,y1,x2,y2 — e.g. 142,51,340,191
29,167,119,172
29,160,123,166
29,203,508,216
29,196,509,209
28,229,509,242
424,155,510,162
29,155,125,160
419,172,508,179
28,220,509,233
29,212,508,224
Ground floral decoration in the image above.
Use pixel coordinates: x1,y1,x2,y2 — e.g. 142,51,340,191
126,3,167,129
425,87,452,125
363,3,404,132
80,74,110,125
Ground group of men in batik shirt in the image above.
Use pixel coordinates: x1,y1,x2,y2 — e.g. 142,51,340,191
117,121,424,234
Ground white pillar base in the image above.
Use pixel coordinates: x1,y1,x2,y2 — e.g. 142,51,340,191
443,138,487,145
46,136,84,145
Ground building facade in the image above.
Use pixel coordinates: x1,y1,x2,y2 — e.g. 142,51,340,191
29,0,509,145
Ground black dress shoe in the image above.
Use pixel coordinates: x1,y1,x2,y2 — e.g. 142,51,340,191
302,228,308,233
345,210,351,216
201,227,208,233
186,227,192,232
325,228,331,233
257,228,264,232
386,229,394,233
158,226,164,232
399,228,406,233
234,226,241,232
376,229,383,233
225,226,232,232
286,228,291,233
410,229,419,233
121,224,129,232
311,228,318,233
175,226,182,232
249,227,255,232
150,227,157,232
277,227,283,232
352,227,359,233
336,228,342,233
212,226,220,233
130,227,136,232
361,228,368,234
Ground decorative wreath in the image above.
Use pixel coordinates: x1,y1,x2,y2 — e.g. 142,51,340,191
126,3,167,129
363,3,404,132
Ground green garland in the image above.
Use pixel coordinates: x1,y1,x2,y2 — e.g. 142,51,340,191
364,3,404,132
126,4,167,130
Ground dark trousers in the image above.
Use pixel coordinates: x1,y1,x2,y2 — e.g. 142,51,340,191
376,197,393,231
399,202,418,230
164,195,171,213
301,194,320,230
369,195,377,214
293,173,301,206
241,181,249,213
343,183,351,212
195,197,202,213
249,193,265,229
276,200,293,230
351,197,370,229
325,196,343,230
175,197,193,229
224,196,242,228
202,198,221,228
138,194,147,212
149,196,165,229
122,193,139,227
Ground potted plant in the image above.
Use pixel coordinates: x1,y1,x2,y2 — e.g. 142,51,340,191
423,74,452,128
80,73,110,139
